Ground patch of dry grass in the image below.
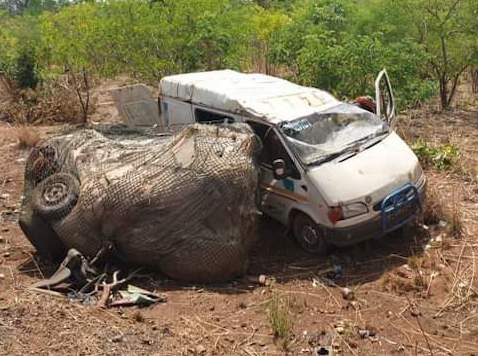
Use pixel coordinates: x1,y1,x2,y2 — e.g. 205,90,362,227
14,125,41,149
422,185,463,238
0,78,96,125
423,185,446,226
447,192,464,238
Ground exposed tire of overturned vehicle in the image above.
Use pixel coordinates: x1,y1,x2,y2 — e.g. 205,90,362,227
19,124,260,283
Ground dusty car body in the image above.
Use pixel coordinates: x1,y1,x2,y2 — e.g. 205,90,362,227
118,69,426,253
19,124,260,282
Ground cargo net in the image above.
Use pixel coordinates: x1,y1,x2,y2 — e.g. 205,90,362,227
21,124,260,283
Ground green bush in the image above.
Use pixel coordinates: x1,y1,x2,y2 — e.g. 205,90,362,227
0,0,474,111
412,140,460,170
14,47,39,89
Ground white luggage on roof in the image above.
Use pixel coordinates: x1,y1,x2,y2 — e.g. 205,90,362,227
159,70,340,123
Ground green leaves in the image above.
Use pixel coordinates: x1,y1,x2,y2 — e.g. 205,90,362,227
412,139,460,170
268,0,439,108
0,0,474,110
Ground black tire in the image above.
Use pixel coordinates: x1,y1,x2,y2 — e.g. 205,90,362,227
32,173,80,221
293,213,328,254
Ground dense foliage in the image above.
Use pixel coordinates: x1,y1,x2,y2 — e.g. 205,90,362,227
0,0,477,109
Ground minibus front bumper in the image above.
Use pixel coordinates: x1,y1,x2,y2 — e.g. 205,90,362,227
324,181,426,247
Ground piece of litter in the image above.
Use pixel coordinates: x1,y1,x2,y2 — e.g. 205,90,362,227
111,334,124,343
246,274,268,285
341,287,354,301
109,284,166,307
315,346,334,355
358,329,369,338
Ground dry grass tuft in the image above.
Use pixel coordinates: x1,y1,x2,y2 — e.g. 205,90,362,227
15,126,41,149
408,256,427,289
267,291,293,349
447,192,463,238
423,185,463,238
423,185,446,225
133,311,145,323
380,272,419,294
407,255,423,270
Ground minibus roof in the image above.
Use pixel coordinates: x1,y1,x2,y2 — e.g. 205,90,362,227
159,70,340,124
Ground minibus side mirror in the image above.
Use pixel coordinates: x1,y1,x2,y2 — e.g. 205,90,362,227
272,159,288,180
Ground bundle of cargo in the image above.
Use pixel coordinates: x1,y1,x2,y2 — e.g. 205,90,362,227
19,124,260,283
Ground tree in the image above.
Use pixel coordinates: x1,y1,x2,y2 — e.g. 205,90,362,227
0,0,66,15
251,8,289,74
406,0,478,109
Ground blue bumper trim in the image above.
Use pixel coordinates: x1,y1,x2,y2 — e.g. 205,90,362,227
380,183,421,234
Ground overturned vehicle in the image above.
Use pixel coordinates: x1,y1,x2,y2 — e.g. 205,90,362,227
19,124,260,283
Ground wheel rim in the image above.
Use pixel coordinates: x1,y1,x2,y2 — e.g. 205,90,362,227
302,225,319,247
43,182,68,206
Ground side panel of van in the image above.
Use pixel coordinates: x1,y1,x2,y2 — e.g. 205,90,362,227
161,96,194,131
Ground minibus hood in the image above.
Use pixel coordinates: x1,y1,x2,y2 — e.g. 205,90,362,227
308,132,421,206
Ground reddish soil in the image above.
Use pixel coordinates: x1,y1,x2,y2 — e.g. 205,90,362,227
1,85,478,355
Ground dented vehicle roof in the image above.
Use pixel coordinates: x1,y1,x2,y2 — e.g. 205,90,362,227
159,70,340,124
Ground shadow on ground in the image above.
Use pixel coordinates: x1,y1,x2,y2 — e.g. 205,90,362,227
247,216,431,288
17,216,431,295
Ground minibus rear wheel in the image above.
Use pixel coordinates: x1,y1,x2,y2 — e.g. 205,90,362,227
293,213,328,254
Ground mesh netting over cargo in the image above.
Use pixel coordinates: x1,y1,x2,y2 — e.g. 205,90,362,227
20,124,260,282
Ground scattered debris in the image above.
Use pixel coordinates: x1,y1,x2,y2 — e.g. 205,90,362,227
314,346,334,355
110,285,167,307
194,345,207,355
247,274,272,286
111,334,124,343
438,220,448,228
326,264,343,280
341,287,354,301
426,233,444,250
410,308,421,317
29,248,163,309
334,321,346,335
358,327,376,339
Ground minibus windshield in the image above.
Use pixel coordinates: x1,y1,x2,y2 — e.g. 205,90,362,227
280,103,388,165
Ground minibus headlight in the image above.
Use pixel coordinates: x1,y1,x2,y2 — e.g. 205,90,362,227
342,202,369,219
328,203,369,224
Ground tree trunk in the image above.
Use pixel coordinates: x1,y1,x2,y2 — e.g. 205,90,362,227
439,75,449,110
67,67,90,125
472,69,478,94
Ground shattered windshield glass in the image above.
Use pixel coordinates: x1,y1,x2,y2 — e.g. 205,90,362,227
280,103,388,165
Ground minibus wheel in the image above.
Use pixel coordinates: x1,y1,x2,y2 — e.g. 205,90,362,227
293,213,328,254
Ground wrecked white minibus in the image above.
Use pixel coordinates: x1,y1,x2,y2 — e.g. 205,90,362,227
121,70,426,253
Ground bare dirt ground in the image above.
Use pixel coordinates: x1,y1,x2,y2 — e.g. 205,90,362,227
1,83,478,355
